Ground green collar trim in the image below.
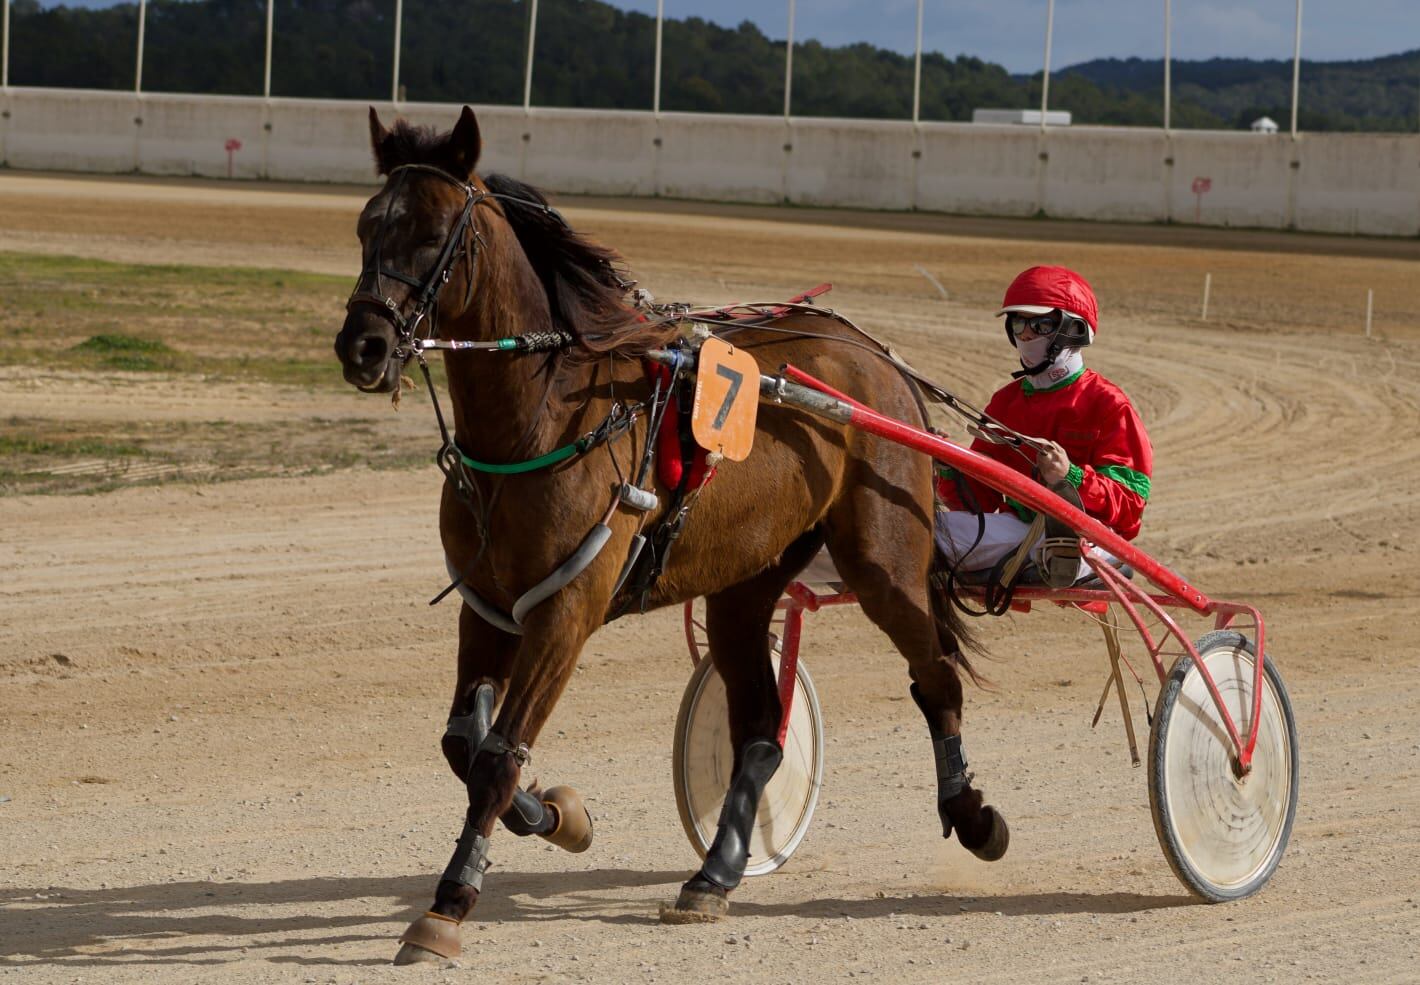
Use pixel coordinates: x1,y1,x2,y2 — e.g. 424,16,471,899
1022,367,1085,395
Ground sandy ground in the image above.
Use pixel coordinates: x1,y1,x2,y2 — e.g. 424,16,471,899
3,172,1420,984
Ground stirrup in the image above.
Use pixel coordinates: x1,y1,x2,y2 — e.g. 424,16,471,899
1039,480,1084,588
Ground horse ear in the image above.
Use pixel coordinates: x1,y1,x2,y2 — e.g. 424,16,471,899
368,106,392,174
449,105,482,177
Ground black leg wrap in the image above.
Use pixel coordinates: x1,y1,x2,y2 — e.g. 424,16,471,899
699,739,782,892
910,684,970,839
501,787,556,837
444,683,553,838
441,814,492,892
444,683,498,778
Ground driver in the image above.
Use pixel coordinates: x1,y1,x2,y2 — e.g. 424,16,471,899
936,265,1152,587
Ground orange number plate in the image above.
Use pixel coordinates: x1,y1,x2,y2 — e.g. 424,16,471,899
691,337,759,462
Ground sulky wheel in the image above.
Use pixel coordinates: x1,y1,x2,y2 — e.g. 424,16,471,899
672,652,825,877
1147,630,1299,902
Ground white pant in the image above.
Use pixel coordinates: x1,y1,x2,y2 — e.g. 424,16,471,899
936,510,1103,582
796,512,1108,587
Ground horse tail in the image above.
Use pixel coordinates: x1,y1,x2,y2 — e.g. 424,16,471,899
929,560,990,689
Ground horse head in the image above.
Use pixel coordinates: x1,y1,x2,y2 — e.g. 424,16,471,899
334,105,484,393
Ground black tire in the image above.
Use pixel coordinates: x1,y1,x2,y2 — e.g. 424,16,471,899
1147,630,1299,902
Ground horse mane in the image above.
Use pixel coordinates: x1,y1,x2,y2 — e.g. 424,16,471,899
482,172,677,361
370,119,676,360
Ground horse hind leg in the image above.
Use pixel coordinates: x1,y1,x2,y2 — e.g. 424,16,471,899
821,487,1009,862
664,529,823,923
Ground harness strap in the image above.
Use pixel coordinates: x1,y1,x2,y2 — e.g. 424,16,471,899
457,442,581,475
443,516,615,636
450,399,635,476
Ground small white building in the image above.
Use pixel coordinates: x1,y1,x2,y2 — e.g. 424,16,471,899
972,108,1073,126
1250,115,1280,133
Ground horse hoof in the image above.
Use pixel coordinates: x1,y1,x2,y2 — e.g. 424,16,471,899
964,806,1010,862
394,911,461,964
539,786,594,853
659,885,729,924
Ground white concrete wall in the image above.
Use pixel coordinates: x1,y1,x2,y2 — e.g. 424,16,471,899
2,87,1418,237
914,123,1040,217
1166,131,1296,229
136,93,268,178
655,112,787,204
1292,133,1420,237
5,88,141,173
1043,127,1168,222
787,118,916,210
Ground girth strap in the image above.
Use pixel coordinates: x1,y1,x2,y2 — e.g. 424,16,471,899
442,519,613,636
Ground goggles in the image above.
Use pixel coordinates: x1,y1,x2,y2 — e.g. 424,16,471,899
1006,311,1062,339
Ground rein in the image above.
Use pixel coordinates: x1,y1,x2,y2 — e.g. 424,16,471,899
349,163,676,631
653,298,1052,463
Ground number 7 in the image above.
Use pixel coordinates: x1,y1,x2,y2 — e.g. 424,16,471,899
713,364,744,429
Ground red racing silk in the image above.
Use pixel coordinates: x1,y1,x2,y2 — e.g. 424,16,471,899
937,368,1152,541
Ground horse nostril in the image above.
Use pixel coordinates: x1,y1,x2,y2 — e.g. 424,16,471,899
350,333,388,368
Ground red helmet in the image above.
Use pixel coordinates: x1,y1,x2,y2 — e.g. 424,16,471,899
997,266,1098,345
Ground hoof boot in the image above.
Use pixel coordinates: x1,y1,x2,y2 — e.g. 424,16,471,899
395,911,461,964
539,785,594,853
962,806,1010,862
659,884,729,924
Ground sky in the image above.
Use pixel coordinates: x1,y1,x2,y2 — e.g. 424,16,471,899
615,0,1419,73
35,0,1420,74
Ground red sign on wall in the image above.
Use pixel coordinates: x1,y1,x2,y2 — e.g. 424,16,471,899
224,138,243,178
1191,176,1213,222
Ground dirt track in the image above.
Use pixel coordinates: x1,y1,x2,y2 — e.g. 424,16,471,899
2,172,1420,984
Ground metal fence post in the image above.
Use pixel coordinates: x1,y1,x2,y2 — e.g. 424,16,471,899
1290,0,1303,137
263,0,273,98
911,0,924,124
135,0,147,93
653,0,664,114
1040,0,1054,129
1163,0,1171,130
523,0,539,111
783,0,795,119
3,0,10,89
392,0,403,103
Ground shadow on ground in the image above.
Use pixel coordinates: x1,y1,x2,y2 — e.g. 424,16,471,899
0,867,1189,968
0,867,683,968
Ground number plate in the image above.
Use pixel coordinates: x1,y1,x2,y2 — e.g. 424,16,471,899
691,337,759,462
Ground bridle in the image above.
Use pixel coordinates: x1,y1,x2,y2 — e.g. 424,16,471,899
344,162,570,367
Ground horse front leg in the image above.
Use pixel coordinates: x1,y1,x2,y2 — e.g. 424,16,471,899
437,607,592,853
395,605,594,965
666,533,823,922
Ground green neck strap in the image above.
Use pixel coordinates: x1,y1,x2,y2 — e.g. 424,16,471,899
455,437,588,475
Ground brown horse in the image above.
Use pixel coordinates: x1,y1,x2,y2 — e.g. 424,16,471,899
334,106,1008,964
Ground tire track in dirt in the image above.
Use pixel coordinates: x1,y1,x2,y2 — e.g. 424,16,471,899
3,173,1419,984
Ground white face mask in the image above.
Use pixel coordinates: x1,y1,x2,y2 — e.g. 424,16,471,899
1017,335,1054,370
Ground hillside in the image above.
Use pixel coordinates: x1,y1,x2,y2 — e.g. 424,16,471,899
1064,52,1420,131
7,0,1417,131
